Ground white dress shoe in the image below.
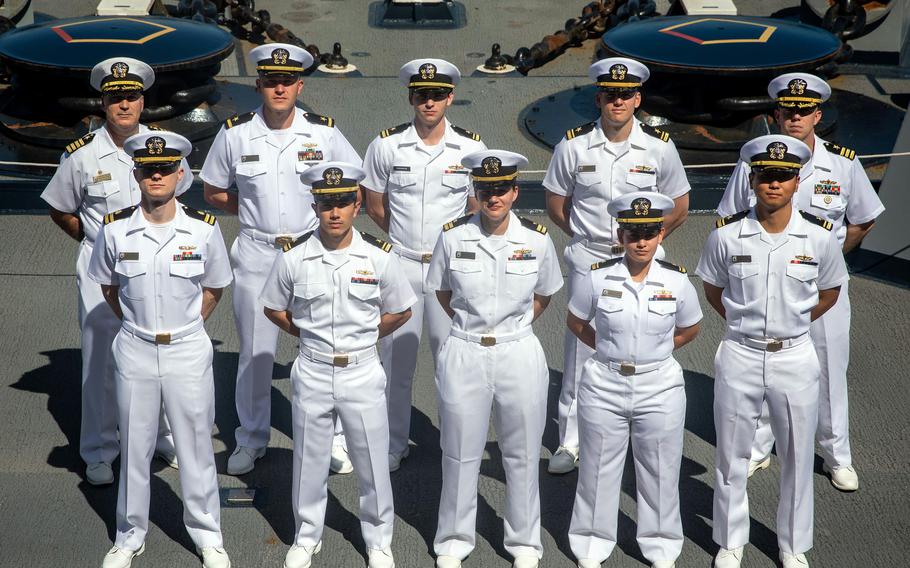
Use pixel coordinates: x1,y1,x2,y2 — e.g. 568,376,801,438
330,444,354,474
547,446,579,474
714,546,744,568
823,463,859,491
227,445,266,475
576,559,601,568
101,543,145,568
780,551,809,567
368,547,395,568
199,547,231,568
389,446,410,473
513,555,539,568
86,462,114,486
154,448,179,470
652,561,676,568
435,555,462,568
284,541,322,568
747,456,771,478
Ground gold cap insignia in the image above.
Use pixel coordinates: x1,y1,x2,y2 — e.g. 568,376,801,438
271,48,290,65
111,61,129,79
788,78,807,96
610,64,628,81
632,197,651,216
767,141,787,161
146,136,165,155
419,63,437,80
481,156,501,175
323,167,343,186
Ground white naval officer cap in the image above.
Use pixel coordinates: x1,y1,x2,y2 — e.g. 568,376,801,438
90,57,154,93
607,191,675,228
768,72,831,109
302,161,366,203
124,131,191,165
740,134,811,173
398,58,461,90
249,43,314,76
588,57,650,90
461,149,529,187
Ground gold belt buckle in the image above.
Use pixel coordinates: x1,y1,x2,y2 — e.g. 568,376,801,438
619,363,636,376
274,235,293,248
155,333,171,345
333,354,349,367
421,253,433,263
480,336,496,347
766,340,783,353
611,245,625,255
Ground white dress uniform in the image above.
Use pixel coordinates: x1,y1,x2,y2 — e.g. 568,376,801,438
40,56,191,472
718,75,884,473
363,76,487,461
260,209,416,555
427,173,563,564
567,193,702,566
697,136,849,560
199,53,361,454
543,58,690,458
88,132,233,555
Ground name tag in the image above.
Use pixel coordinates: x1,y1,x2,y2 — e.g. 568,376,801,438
577,165,596,173
241,155,259,163
93,172,112,183
601,289,622,298
455,251,475,260
731,255,752,263
393,165,411,172
119,252,139,261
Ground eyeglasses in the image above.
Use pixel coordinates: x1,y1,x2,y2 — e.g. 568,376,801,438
103,92,142,104
411,90,451,104
755,169,798,184
599,90,637,102
260,75,299,88
136,163,179,177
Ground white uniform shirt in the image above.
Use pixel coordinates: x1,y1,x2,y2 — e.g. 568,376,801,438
696,209,849,339
199,106,361,235
426,212,564,334
361,119,487,254
88,205,233,331
543,117,690,243
568,258,702,365
717,134,885,245
260,231,417,354
41,124,193,244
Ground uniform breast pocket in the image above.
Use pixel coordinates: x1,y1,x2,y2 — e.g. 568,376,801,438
646,300,677,335
235,162,269,196
786,263,818,283
349,281,381,304
728,262,760,302
441,173,469,193
389,171,419,196
626,171,656,190
575,171,602,191
292,281,326,320
505,260,539,299
449,259,482,299
810,193,845,216
169,261,205,298
114,261,149,301
85,180,121,205
595,297,625,333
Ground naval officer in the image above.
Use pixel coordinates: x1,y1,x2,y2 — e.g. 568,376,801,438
41,56,192,485
697,135,848,568
543,57,690,474
201,43,362,476
361,58,486,472
718,73,884,491
567,192,702,568
260,162,415,568
427,150,563,568
89,131,233,568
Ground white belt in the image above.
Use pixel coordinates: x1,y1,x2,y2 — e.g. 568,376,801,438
240,228,306,249
449,327,533,347
122,318,204,345
728,331,810,352
597,356,668,376
300,345,377,367
395,244,433,263
582,238,625,256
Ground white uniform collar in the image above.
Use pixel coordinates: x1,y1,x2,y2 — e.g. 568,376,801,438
807,133,833,174
740,208,810,239
396,118,463,149
460,212,527,244
301,229,371,261
249,106,312,140
587,117,644,150
124,202,194,236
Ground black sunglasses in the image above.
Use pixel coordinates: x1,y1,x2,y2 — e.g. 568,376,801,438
103,92,142,104
476,185,514,198
755,169,798,184
600,90,637,102
411,90,451,103
136,163,179,177
315,196,357,209
624,228,660,241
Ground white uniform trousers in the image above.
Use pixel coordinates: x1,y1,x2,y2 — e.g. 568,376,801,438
751,280,852,467
290,352,394,550
77,241,173,465
112,328,222,551
713,337,819,555
380,253,451,458
434,334,549,560
569,357,686,564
